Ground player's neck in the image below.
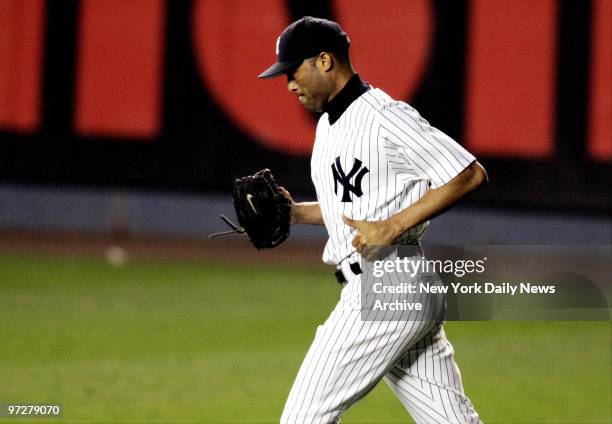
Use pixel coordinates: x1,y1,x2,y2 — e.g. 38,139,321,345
327,69,357,104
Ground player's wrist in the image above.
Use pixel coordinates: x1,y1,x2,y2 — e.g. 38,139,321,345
292,202,309,224
292,202,323,225
387,215,408,241
292,202,303,224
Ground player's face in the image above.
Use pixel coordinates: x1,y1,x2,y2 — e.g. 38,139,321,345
286,57,332,112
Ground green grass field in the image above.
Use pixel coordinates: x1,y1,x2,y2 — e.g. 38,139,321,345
0,253,610,423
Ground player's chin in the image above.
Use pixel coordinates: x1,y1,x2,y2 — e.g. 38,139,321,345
300,97,322,112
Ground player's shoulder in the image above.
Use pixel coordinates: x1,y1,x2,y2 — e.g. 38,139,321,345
361,88,435,139
360,88,419,120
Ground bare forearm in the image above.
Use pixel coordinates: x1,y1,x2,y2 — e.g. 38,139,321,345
388,161,488,238
293,202,324,225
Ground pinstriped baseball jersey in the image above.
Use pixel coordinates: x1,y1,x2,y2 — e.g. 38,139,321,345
260,16,482,424
311,75,475,265
281,73,482,424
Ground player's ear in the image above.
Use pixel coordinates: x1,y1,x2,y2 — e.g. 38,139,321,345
317,52,333,73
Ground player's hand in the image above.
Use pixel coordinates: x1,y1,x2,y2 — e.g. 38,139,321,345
278,187,296,224
342,215,401,261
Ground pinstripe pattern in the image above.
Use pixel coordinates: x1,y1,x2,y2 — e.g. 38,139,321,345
384,325,481,424
311,88,476,266
280,272,481,423
285,84,481,423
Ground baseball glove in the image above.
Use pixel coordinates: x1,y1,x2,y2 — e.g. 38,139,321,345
209,169,291,249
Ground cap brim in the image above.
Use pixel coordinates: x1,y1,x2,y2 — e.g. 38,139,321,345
258,60,300,79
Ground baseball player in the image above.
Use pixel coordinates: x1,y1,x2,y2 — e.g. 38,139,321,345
259,17,487,423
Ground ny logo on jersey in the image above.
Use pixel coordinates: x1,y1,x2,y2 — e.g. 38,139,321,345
331,156,369,202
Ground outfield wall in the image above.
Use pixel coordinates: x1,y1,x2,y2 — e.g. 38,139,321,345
0,2,610,212
0,184,609,245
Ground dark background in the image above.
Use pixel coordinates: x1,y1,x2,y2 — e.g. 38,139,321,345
0,0,610,214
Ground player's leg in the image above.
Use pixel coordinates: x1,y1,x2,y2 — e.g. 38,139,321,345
280,278,439,424
383,324,482,424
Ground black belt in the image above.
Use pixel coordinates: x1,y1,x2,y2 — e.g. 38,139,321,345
333,244,423,284
334,262,362,284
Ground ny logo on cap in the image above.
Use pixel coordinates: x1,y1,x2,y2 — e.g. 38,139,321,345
275,37,280,55
331,156,369,202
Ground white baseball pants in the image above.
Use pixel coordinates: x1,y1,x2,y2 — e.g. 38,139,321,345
280,268,481,424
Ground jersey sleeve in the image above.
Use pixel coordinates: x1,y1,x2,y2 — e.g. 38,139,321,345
379,103,476,189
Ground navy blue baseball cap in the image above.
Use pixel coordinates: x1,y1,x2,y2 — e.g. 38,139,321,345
258,16,350,79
